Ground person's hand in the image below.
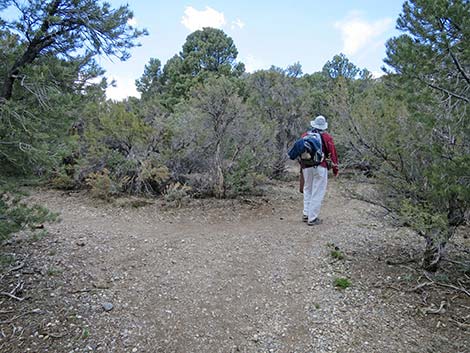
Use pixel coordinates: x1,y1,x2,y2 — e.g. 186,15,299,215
333,169,339,178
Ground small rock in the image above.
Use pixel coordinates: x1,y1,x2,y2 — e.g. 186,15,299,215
102,302,114,312
93,281,110,289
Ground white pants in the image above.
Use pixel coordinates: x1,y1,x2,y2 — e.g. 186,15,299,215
303,166,328,221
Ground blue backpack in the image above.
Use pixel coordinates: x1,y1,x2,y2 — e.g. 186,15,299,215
288,131,324,167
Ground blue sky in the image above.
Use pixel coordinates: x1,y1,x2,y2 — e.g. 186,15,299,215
71,1,409,99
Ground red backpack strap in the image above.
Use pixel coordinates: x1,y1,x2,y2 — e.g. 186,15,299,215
319,131,329,156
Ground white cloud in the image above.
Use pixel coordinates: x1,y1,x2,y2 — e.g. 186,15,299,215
241,54,269,73
231,18,245,29
181,6,226,31
371,70,385,78
127,17,138,27
335,12,393,56
106,77,140,101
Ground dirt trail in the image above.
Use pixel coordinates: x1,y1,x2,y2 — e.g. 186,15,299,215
1,179,469,353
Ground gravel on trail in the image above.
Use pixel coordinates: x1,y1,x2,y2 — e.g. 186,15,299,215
0,179,469,353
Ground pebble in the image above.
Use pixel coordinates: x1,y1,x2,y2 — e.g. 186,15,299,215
102,302,114,312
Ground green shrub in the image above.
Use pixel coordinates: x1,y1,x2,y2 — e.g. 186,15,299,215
225,153,265,197
163,182,191,207
330,250,344,260
49,167,76,190
85,169,117,200
0,190,58,242
334,277,351,289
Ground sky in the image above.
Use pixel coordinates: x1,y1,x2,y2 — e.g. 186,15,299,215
98,1,406,100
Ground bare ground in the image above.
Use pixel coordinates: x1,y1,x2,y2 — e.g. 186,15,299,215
1,178,469,353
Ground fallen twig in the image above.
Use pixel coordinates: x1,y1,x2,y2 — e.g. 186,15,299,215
11,281,24,295
9,262,25,272
0,281,26,301
0,308,43,325
0,310,14,315
399,264,418,272
0,292,26,302
422,301,446,315
424,272,470,297
386,257,418,265
449,318,470,329
442,259,470,267
438,282,470,297
386,285,402,291
69,288,92,294
407,281,433,292
46,332,68,339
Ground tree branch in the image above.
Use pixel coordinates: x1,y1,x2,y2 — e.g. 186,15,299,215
419,78,470,103
437,18,470,85
448,49,470,85
424,272,470,297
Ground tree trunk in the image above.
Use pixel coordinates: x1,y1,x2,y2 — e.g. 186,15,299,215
1,41,44,102
272,157,286,178
1,73,16,102
214,142,225,198
422,233,446,272
272,131,287,178
423,197,466,271
0,0,61,103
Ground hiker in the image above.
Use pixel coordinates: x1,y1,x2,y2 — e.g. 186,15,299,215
299,115,338,226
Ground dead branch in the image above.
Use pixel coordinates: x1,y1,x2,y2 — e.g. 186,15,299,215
407,281,433,292
424,272,470,297
0,281,27,301
399,264,418,273
385,285,403,291
348,190,394,213
68,288,92,294
9,262,25,272
0,292,26,302
0,310,14,315
422,301,446,315
46,331,68,339
442,258,470,267
386,257,418,266
10,281,24,295
0,308,43,325
449,318,470,329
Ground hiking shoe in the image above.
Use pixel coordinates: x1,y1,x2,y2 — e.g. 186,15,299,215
302,215,308,222
307,218,322,226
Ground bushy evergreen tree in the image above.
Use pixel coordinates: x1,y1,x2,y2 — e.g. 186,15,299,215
247,65,318,177
383,0,469,270
169,75,266,198
0,0,146,240
333,0,469,270
159,28,245,110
